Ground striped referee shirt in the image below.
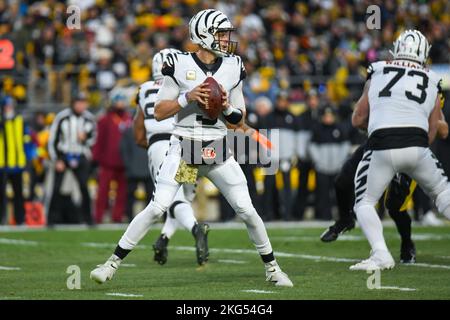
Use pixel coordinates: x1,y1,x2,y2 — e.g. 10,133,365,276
48,108,96,161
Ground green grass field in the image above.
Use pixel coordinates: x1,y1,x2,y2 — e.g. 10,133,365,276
1,223,450,300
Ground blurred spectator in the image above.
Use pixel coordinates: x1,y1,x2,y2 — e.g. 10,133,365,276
0,0,449,222
47,92,96,225
28,111,50,201
0,95,30,225
309,106,351,220
292,90,320,220
92,89,132,223
119,125,153,222
263,91,296,221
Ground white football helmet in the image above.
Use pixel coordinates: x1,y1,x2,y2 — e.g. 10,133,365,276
188,9,237,57
152,48,181,81
390,29,431,65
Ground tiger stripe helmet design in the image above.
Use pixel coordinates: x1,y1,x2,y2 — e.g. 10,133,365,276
390,29,431,65
188,9,237,57
152,48,182,81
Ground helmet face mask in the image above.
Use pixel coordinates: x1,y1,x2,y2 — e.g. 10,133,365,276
189,9,238,57
390,29,431,65
211,28,238,56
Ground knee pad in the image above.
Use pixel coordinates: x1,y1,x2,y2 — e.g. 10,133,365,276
234,198,256,221
168,201,185,219
435,184,450,217
145,200,167,221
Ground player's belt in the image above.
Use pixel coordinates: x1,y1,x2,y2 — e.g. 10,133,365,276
148,133,172,147
175,135,232,165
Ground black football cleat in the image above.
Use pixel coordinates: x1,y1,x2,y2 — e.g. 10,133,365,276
153,234,169,265
192,223,210,265
320,219,355,242
400,240,416,264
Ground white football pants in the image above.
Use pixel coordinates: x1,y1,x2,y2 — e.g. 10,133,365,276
354,147,450,252
119,135,273,256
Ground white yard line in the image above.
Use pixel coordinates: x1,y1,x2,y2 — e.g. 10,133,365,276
376,286,417,292
241,289,276,294
170,246,360,263
0,266,21,271
218,259,247,264
403,262,450,270
272,233,450,242
121,264,136,267
106,293,143,298
81,242,450,270
82,242,149,250
0,238,38,246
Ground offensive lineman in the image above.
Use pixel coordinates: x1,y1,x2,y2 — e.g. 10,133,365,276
349,30,450,271
90,9,293,287
133,48,209,266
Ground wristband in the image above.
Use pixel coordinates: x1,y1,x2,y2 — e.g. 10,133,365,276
223,104,236,116
177,92,189,108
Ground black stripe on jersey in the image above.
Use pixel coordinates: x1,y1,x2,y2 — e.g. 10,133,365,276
145,89,159,98
368,127,428,150
162,54,178,85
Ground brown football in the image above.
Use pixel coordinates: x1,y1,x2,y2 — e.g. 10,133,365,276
200,77,223,120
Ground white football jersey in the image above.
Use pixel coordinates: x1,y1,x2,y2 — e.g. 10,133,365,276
367,60,441,136
159,51,246,141
137,80,174,141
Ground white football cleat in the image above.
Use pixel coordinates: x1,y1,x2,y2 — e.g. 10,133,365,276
422,210,444,226
90,255,121,284
265,261,294,287
349,250,395,271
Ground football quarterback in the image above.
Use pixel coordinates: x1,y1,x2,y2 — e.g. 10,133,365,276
90,9,293,287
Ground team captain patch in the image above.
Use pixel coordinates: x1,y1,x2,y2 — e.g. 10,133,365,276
186,70,196,80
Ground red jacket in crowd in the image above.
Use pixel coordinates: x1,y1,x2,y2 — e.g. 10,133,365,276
92,108,132,169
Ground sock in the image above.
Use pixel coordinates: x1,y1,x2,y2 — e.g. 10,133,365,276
173,201,196,232
118,201,164,250
389,210,412,244
161,215,178,239
261,252,275,264
113,245,131,260
239,208,273,256
355,204,389,252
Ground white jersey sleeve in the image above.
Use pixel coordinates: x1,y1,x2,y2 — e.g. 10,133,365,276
138,80,174,142
367,60,441,136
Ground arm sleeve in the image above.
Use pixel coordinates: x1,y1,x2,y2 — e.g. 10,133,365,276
155,76,180,103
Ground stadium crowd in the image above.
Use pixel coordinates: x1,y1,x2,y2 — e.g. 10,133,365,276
0,0,449,225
